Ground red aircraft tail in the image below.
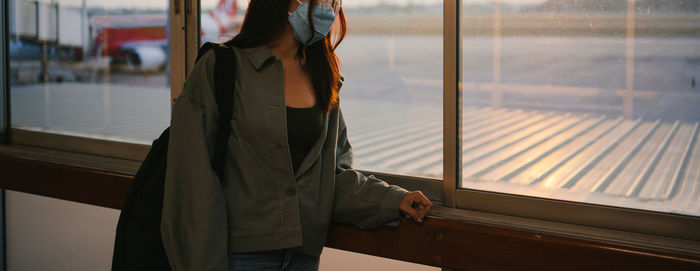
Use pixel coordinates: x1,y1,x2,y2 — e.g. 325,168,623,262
216,0,238,17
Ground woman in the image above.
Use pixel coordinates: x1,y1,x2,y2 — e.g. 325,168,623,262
161,0,432,270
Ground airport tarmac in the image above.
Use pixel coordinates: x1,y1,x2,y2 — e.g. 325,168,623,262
336,35,700,118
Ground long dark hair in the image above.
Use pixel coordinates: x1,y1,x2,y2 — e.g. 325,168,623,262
225,0,347,113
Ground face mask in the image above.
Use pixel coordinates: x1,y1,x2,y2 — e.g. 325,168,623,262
288,0,337,45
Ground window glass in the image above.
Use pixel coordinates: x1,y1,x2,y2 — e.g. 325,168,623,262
200,0,245,44
460,0,700,216
9,0,170,144
338,0,443,178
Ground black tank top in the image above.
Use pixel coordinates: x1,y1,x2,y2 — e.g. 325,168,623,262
286,105,324,173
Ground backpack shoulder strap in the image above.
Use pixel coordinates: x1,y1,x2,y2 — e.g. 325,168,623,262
208,42,237,181
196,42,219,63
213,43,236,125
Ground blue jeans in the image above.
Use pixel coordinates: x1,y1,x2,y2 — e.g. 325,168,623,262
229,249,320,271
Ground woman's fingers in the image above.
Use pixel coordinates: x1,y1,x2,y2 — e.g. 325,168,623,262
400,193,420,220
401,205,421,222
400,191,433,223
416,194,432,218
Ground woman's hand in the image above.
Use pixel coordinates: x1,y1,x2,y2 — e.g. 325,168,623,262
399,191,432,223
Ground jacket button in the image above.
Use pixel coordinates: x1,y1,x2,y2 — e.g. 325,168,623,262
286,187,296,196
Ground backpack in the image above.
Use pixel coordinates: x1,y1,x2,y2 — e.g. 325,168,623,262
111,42,237,271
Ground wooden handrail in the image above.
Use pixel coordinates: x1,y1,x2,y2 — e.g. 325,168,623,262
1,154,699,270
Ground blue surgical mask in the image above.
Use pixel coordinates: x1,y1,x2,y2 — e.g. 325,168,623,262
288,0,337,45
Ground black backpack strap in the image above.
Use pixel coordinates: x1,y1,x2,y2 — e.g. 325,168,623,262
210,43,236,181
196,42,219,63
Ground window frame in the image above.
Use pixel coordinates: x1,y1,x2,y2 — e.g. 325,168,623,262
1,0,8,143
443,0,460,209
0,0,698,257
171,0,198,104
2,1,10,269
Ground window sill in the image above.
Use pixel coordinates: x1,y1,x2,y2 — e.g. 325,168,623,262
0,143,141,175
0,147,698,270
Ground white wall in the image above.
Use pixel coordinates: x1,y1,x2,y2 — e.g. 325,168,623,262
58,7,84,47
13,1,37,37
6,190,119,270
320,248,439,271
37,3,57,41
5,190,439,271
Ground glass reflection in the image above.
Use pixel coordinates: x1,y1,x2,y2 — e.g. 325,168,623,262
460,0,700,216
9,0,172,144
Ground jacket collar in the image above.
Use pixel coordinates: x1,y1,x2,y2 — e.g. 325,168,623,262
242,45,276,70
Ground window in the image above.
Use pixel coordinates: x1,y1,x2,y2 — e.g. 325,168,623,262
457,0,700,231
8,0,171,148
2,0,697,248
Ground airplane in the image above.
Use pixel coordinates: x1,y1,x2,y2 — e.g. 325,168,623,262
90,0,242,72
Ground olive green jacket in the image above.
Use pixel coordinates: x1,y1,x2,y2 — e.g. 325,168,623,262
160,45,408,271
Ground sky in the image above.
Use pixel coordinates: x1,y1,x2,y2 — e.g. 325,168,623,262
40,0,549,10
